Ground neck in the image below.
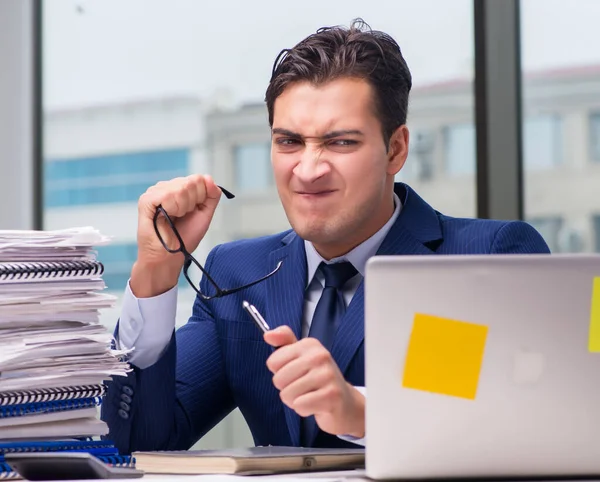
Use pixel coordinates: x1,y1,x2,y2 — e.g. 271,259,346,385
313,192,395,260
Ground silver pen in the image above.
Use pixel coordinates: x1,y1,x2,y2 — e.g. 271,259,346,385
242,300,271,333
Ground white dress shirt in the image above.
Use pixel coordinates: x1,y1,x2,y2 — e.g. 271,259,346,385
117,192,402,446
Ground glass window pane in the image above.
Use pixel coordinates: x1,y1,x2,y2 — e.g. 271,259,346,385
395,130,436,182
522,0,600,253
526,216,563,253
443,124,476,176
234,143,272,192
524,115,562,170
590,112,600,162
43,0,475,447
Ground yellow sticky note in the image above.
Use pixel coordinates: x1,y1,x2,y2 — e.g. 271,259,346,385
402,313,488,400
588,277,600,352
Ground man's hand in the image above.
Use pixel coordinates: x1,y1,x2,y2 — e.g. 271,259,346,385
264,326,365,439
130,174,223,298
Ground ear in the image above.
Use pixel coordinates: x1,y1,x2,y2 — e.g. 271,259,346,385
386,125,409,176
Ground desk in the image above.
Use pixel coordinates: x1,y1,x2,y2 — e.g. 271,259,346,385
30,469,600,482
34,469,367,482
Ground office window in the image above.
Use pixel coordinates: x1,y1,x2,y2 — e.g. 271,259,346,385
233,143,272,192
43,0,475,448
523,115,562,170
443,124,475,176
45,149,189,207
395,151,416,182
97,243,189,292
522,0,600,253
526,216,563,253
396,130,436,182
96,243,138,292
590,113,600,162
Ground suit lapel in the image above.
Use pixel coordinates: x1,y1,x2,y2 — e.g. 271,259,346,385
265,231,306,446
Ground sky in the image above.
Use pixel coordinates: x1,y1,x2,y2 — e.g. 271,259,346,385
43,0,600,110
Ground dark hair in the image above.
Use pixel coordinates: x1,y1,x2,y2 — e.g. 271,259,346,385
265,18,412,147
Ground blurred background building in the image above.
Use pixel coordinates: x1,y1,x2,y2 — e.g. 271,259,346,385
45,65,600,298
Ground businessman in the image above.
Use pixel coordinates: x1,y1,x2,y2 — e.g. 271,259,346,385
101,19,550,454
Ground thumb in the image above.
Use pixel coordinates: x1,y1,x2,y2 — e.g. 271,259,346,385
264,325,297,347
201,175,223,213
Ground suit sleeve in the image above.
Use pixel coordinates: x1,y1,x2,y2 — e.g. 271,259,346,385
490,221,551,254
100,245,235,455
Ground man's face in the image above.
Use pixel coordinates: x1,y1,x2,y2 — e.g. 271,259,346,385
271,77,408,257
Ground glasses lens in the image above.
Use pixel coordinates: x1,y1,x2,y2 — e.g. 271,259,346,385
154,208,183,253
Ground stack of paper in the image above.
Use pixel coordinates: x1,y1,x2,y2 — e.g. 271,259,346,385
0,227,132,477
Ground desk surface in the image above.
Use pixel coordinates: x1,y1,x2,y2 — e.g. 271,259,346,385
33,470,600,482
34,469,366,482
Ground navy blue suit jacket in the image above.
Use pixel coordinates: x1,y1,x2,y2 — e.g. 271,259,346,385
101,183,550,454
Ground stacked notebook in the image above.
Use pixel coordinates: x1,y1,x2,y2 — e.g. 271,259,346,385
0,227,133,479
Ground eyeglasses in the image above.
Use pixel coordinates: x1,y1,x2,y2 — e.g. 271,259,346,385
152,185,282,300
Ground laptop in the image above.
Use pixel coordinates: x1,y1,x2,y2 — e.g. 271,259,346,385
364,254,600,479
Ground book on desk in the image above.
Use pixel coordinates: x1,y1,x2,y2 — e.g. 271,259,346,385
132,446,365,475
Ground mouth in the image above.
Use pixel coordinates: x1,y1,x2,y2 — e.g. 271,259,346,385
295,190,336,197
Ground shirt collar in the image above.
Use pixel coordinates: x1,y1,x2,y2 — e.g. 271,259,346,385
304,192,402,287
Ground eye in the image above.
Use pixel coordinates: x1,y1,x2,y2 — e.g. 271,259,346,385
330,139,358,147
275,137,301,146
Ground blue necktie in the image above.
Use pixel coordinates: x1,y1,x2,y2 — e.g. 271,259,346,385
300,261,358,446
308,261,358,350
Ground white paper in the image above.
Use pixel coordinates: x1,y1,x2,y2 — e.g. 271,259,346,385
0,407,98,428
0,417,109,440
0,227,129,444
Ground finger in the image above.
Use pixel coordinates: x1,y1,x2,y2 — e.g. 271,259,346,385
278,366,330,408
174,185,193,217
160,191,185,218
265,327,301,372
264,325,297,348
271,356,311,391
188,174,207,208
202,174,222,212
139,181,178,218
158,178,191,218
265,344,302,375
291,385,342,417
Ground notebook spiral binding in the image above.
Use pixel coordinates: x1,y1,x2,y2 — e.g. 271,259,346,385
0,260,104,281
0,440,116,455
97,455,136,468
0,397,101,419
0,462,18,480
0,384,106,407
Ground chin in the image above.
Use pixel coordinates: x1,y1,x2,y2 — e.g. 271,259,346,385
290,220,340,244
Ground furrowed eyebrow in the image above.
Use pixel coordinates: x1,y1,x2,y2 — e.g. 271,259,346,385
271,128,364,140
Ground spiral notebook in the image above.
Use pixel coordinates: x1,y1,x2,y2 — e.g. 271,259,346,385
0,385,105,407
0,260,104,284
0,397,101,419
0,387,109,439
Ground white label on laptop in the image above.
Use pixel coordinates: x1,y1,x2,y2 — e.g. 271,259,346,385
513,351,545,385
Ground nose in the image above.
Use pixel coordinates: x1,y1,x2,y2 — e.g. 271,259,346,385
292,144,331,183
